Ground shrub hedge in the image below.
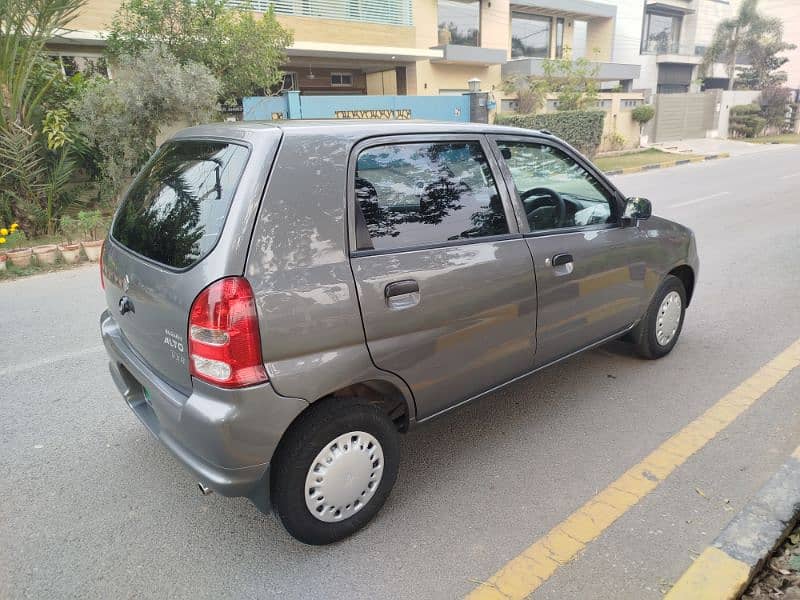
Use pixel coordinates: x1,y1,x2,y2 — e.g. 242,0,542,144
729,104,766,138
494,110,605,156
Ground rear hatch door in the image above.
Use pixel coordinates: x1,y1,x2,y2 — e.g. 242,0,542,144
102,134,278,394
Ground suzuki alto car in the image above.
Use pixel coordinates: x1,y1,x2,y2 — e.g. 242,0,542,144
100,121,698,544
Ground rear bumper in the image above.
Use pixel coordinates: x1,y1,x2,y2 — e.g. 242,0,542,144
100,310,308,498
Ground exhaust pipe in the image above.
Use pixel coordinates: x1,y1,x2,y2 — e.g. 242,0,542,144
198,482,214,496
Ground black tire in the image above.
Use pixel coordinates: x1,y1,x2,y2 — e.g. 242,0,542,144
630,274,687,360
270,397,400,545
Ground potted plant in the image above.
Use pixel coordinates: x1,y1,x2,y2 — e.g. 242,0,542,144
58,215,82,264
33,243,59,266
631,104,656,147
78,210,105,262
4,224,33,268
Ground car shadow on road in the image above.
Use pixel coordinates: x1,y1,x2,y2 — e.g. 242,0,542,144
120,339,657,560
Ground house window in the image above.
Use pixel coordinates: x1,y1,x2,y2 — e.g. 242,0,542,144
642,10,682,54
511,13,551,59
331,72,353,87
438,0,480,47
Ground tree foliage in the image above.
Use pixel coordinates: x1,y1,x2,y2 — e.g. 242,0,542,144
502,54,600,114
0,0,86,234
703,0,790,91
106,0,293,104
760,85,792,130
72,48,221,198
631,105,656,126
735,36,796,89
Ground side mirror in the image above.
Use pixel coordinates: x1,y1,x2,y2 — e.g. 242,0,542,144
623,197,652,222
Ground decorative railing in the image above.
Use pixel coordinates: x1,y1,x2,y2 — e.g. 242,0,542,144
227,0,413,26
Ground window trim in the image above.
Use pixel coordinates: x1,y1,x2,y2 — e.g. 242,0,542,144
346,133,522,257
486,134,626,236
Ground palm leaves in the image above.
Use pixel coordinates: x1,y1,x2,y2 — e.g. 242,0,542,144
703,0,785,90
0,0,85,233
0,0,85,128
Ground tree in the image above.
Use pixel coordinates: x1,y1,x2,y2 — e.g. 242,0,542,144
0,0,86,233
542,55,600,111
760,85,792,131
703,0,786,90
502,52,600,114
106,0,293,104
73,48,220,197
735,37,797,89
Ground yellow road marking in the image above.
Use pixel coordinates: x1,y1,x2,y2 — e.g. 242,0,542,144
664,547,750,599
466,338,800,600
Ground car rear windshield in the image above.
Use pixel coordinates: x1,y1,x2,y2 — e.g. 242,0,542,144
111,140,250,269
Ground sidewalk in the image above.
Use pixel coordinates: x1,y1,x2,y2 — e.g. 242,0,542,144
649,138,791,157
666,444,800,599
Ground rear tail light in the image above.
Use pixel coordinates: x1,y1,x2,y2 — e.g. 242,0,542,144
99,240,105,290
188,277,267,388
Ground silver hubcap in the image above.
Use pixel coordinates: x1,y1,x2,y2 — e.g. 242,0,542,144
656,291,682,346
304,431,384,523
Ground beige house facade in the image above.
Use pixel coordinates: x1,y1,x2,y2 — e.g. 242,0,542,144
54,0,643,98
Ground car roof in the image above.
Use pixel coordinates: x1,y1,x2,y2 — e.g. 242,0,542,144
173,119,550,141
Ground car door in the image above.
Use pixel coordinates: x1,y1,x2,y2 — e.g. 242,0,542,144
489,135,647,366
348,134,538,420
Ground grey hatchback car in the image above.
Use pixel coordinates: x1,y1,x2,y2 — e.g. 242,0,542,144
100,120,698,544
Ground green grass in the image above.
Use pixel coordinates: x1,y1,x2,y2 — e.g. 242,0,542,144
593,148,701,172
749,133,800,144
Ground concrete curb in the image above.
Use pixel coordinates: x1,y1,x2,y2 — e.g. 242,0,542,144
665,445,800,599
603,152,730,177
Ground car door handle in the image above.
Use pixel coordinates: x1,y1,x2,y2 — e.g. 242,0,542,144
552,253,573,267
385,280,419,298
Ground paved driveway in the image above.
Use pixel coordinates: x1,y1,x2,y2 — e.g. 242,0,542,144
2,145,799,599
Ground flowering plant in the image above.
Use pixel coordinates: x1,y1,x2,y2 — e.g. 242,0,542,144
0,223,25,250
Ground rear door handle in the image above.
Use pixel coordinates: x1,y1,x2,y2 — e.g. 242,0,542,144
552,253,573,267
385,279,419,298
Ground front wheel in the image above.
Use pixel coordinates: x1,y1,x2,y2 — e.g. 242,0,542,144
270,397,400,545
631,275,687,359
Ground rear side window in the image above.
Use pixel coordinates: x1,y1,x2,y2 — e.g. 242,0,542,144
112,140,249,269
355,141,508,252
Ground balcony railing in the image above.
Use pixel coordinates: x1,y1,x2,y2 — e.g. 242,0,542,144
227,0,413,26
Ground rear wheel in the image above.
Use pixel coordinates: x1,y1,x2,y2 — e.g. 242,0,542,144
270,397,400,545
631,275,686,359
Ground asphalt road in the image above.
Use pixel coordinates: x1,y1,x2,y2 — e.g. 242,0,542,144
2,144,800,599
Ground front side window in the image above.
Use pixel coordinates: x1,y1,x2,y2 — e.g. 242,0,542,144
438,0,480,46
511,13,551,58
355,142,508,251
497,141,615,232
642,11,681,54
112,141,249,269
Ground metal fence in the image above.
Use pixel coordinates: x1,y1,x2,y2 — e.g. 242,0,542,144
226,0,413,26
